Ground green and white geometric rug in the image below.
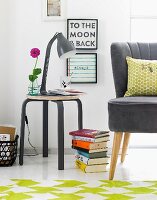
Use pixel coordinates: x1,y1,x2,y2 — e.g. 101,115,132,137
0,179,157,199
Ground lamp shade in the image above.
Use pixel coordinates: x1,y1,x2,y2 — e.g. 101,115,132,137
40,32,76,95
57,33,76,59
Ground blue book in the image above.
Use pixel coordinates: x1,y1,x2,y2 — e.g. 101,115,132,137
77,150,89,158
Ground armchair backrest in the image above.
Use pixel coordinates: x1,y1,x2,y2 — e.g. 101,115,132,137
111,42,157,97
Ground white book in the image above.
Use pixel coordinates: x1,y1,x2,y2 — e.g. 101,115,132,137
75,153,109,165
72,135,109,143
48,89,85,96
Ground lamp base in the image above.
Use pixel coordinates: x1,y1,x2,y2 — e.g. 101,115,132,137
40,90,48,95
40,90,60,96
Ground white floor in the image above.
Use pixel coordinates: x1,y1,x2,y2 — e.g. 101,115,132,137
1,149,157,181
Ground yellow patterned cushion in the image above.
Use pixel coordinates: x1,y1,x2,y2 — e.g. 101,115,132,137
125,56,157,96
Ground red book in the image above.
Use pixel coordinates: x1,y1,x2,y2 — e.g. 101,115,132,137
72,140,108,150
69,129,109,138
72,140,92,150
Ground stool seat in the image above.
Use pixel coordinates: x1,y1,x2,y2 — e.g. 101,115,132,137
27,95,80,101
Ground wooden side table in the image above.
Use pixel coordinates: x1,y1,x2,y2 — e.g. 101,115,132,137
19,95,83,170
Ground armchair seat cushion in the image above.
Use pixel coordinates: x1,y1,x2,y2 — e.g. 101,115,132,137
108,96,157,133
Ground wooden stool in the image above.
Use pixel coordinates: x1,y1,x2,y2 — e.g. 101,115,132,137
19,95,83,170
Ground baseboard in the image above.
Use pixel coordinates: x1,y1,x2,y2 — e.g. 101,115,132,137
21,148,75,155
129,145,157,149
20,147,113,155
21,146,155,156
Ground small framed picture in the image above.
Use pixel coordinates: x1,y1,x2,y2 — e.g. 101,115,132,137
67,19,98,50
67,53,97,84
43,0,65,21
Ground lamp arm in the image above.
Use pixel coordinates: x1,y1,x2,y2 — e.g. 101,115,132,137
40,33,58,95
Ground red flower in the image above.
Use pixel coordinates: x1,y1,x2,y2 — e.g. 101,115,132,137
30,48,40,58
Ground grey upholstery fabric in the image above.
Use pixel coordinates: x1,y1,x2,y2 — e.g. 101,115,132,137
111,42,157,97
109,97,157,132
109,42,157,132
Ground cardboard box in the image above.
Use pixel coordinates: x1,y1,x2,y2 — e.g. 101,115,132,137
0,126,16,141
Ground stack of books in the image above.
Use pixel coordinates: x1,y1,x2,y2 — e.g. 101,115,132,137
69,129,109,173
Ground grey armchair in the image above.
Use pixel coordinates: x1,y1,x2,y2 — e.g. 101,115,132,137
108,42,157,180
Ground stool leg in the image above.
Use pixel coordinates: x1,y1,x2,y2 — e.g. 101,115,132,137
56,101,64,170
75,99,83,129
43,101,48,157
19,99,30,165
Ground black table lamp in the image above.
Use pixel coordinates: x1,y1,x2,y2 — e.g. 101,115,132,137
40,32,76,95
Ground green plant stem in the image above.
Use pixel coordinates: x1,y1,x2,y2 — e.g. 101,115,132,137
34,57,38,69
31,56,38,84
31,81,33,94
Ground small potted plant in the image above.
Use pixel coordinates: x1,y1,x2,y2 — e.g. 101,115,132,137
28,48,42,95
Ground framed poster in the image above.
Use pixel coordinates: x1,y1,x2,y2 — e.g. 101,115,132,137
43,0,65,21
67,19,98,50
67,53,97,83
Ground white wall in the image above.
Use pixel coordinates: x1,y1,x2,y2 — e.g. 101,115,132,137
129,0,157,147
131,0,157,43
0,1,12,123
0,0,130,149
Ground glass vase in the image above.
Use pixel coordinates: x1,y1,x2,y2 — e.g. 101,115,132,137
28,80,40,96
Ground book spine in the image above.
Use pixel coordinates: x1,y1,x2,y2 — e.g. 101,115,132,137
75,160,86,172
70,132,95,138
75,154,89,165
72,140,91,150
73,140,107,150
69,130,109,138
72,136,95,142
77,150,89,158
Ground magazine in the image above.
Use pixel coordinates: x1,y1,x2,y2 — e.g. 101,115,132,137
48,89,85,96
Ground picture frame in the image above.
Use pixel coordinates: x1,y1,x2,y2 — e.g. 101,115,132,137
67,19,98,50
67,53,97,84
43,0,66,21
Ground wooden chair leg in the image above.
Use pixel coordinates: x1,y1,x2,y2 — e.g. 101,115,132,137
109,132,123,180
121,132,131,163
